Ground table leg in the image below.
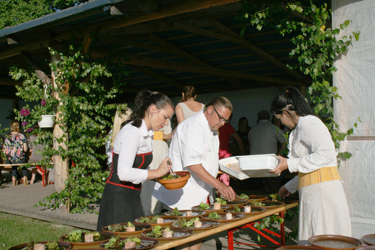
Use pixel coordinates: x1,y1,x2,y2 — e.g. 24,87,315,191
280,210,285,246
227,228,234,250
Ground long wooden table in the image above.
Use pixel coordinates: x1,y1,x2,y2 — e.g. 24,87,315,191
153,202,298,250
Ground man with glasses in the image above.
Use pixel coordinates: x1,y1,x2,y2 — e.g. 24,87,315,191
154,96,236,210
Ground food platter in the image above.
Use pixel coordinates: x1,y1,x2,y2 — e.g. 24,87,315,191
170,218,220,231
225,199,249,208
134,215,177,227
250,201,285,209
9,242,72,250
200,212,245,222
247,195,268,201
226,206,266,215
141,227,193,241
99,237,159,250
102,223,151,236
308,234,362,250
60,231,114,247
164,209,206,219
190,204,229,213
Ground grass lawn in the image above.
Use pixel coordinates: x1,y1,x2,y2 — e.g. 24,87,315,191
0,212,78,250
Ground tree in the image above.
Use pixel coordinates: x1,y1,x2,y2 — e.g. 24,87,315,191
0,0,88,30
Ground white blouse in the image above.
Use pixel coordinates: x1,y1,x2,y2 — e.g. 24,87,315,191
113,120,153,184
285,115,337,193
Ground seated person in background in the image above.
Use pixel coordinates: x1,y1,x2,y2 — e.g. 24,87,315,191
3,121,28,186
248,110,287,193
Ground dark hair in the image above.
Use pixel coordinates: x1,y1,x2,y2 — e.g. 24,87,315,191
204,96,233,112
238,117,248,126
271,86,314,116
180,85,197,102
124,90,174,128
257,110,270,121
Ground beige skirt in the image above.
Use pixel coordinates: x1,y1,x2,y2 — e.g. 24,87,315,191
298,179,352,245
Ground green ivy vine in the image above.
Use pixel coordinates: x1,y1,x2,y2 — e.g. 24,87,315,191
237,0,360,240
10,34,128,213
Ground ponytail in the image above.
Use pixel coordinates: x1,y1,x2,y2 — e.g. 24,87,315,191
124,90,174,128
271,86,314,116
179,85,197,102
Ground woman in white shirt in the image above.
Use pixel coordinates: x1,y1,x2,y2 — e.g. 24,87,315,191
97,90,174,231
176,85,204,123
270,87,351,245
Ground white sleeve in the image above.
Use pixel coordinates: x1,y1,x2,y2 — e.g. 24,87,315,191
179,123,205,167
288,118,337,173
117,129,148,184
284,175,298,194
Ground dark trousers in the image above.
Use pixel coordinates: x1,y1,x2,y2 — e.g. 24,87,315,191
6,159,27,177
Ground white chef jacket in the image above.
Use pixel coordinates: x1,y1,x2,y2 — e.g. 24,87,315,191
285,115,338,193
153,111,220,210
113,120,153,184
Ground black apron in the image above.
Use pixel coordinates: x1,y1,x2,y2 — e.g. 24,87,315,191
97,151,152,231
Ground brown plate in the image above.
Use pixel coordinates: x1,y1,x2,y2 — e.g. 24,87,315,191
164,210,206,219
141,227,193,241
102,223,151,236
276,245,325,250
60,232,114,246
191,204,230,213
308,234,362,250
251,201,285,209
9,241,72,250
362,234,375,246
247,195,268,201
134,215,177,227
99,236,159,250
226,206,266,215
170,218,220,231
200,212,245,222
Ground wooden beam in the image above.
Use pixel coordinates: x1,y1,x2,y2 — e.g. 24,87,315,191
130,65,185,90
91,51,304,86
0,40,49,60
56,0,242,40
0,77,21,86
148,33,243,87
21,51,51,85
173,21,310,84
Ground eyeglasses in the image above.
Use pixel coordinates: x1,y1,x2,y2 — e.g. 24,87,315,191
213,107,229,123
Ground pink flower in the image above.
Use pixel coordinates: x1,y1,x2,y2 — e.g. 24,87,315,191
20,108,30,117
41,99,46,106
22,121,28,127
26,128,33,133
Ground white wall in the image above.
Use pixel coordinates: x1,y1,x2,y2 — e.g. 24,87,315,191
332,0,375,239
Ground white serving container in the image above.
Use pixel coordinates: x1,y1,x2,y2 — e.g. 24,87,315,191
218,157,250,180
235,154,280,178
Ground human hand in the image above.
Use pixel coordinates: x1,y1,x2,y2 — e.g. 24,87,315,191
157,157,172,177
270,155,288,175
217,183,236,201
279,185,290,199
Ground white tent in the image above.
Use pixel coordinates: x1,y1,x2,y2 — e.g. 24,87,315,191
333,0,375,239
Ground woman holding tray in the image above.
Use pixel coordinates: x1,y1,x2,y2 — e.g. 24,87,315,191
97,90,174,231
270,87,351,245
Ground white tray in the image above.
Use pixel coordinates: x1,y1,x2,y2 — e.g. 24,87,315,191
218,157,250,180
235,154,280,178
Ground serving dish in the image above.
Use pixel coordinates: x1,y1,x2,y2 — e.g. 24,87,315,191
102,223,151,236
99,236,159,250
226,206,266,215
170,218,220,231
157,171,190,190
134,215,177,227
60,231,114,247
308,234,362,250
362,234,375,246
191,204,229,213
200,212,245,222
9,242,71,250
250,201,285,209
164,209,206,219
141,227,193,241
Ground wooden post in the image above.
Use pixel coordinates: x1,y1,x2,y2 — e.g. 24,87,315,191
51,54,69,194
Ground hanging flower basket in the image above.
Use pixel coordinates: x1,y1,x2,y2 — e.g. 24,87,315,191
38,115,56,128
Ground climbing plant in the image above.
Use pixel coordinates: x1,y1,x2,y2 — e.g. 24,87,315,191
237,0,360,160
10,34,128,213
237,0,360,240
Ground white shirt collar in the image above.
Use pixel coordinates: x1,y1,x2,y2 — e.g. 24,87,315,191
140,119,153,138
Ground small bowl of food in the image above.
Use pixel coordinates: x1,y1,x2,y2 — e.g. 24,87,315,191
157,171,190,190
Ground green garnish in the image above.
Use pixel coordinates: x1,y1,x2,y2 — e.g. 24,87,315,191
208,212,222,220
198,202,210,210
215,198,227,205
170,207,182,216
250,200,265,206
160,174,181,180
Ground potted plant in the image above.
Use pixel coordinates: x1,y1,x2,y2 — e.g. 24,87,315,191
38,99,55,128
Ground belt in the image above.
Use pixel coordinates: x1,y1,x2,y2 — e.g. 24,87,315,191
298,166,341,189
